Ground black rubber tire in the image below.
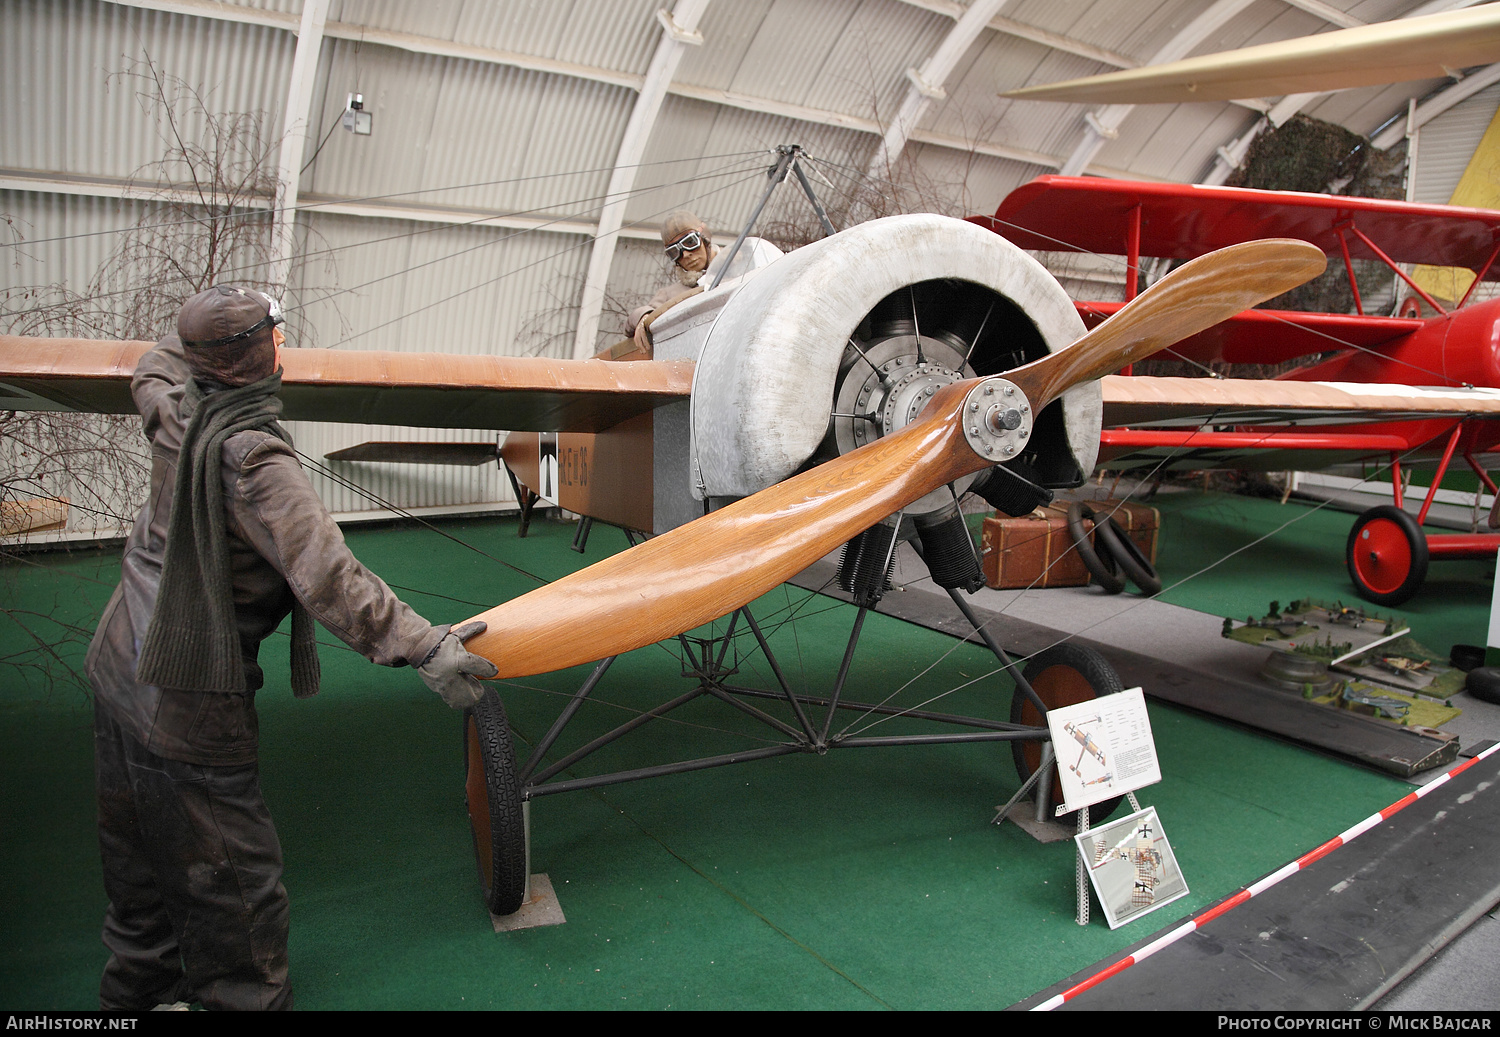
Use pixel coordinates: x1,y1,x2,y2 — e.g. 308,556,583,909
1466,667,1500,705
1009,643,1125,824
1451,644,1486,672
1094,516,1162,596
1066,503,1125,594
1346,505,1429,607
463,688,528,916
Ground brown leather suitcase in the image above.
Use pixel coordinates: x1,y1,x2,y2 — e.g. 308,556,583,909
980,499,1159,590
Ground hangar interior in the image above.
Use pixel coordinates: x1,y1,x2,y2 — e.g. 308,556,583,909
2,0,1499,1012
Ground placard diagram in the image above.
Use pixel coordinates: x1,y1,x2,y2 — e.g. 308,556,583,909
1046,687,1160,813
1076,806,1188,928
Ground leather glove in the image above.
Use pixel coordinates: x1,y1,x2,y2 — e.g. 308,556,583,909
418,620,499,709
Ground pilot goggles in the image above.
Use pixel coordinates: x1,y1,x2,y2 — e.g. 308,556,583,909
189,294,284,349
664,230,703,263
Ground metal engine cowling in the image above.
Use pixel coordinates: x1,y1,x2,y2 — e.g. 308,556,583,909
686,213,1100,510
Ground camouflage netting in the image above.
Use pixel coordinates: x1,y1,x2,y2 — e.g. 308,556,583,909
1136,115,1409,379
1229,113,1406,318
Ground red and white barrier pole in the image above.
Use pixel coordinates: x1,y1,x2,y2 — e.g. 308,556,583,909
1032,739,1500,1011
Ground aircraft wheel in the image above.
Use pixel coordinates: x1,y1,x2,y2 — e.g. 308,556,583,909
1094,516,1162,596
1466,667,1500,705
1066,503,1125,594
1010,643,1125,824
1346,505,1429,607
464,688,528,916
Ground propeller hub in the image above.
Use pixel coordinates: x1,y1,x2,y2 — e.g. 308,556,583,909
962,378,1032,460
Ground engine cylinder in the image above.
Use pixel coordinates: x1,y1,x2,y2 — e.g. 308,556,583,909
914,504,985,592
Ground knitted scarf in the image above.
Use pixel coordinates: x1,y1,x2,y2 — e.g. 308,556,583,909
135,372,320,698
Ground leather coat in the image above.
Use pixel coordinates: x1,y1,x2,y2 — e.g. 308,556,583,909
87,338,445,766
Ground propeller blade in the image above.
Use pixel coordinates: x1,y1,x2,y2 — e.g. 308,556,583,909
463,239,1325,678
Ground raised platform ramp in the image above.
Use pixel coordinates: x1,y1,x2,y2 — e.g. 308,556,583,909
789,552,1499,1010
1013,745,1500,1010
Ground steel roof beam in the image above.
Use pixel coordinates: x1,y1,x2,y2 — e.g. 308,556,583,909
866,0,1011,180
1058,0,1259,178
571,1,710,360
79,1,1174,217
269,0,327,292
891,0,1138,69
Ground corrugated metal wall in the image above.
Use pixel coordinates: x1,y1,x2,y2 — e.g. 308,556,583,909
1412,82,1500,207
0,0,1481,538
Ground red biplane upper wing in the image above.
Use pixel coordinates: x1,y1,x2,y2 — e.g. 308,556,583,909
0,336,693,434
978,176,1500,277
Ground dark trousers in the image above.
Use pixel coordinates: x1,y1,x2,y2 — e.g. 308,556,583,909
94,700,292,1010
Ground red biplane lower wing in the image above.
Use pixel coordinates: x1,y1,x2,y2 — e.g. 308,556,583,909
978,176,1500,277
0,336,693,434
1076,304,1421,366
1099,374,1500,472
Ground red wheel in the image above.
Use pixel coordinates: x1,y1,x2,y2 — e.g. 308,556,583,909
1346,505,1429,606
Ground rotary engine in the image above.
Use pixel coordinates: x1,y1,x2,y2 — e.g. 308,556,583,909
647,213,1102,595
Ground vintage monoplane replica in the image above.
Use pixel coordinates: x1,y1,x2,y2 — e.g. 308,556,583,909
976,175,1500,608
0,219,1328,915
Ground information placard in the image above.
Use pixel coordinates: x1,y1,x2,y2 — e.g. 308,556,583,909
1045,686,1159,813
1075,805,1188,929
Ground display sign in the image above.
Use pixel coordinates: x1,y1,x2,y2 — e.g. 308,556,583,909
1045,686,1160,814
1075,806,1188,929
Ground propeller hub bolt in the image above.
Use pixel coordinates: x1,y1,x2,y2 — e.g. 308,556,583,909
986,406,1024,433
960,377,1031,464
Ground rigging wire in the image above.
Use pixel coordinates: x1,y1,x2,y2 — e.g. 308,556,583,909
319,166,770,346
837,431,1436,739
299,163,768,335
294,449,548,587
1,155,770,321
0,150,771,252
976,207,1465,387
807,147,1473,387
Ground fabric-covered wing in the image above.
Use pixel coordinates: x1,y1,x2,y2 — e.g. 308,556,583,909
978,177,1500,278
999,6,1500,106
1098,375,1500,472
0,336,692,434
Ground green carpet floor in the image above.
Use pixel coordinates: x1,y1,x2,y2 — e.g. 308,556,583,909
1147,488,1495,653
0,492,1462,1010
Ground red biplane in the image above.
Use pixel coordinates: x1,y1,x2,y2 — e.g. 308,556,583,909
974,175,1500,607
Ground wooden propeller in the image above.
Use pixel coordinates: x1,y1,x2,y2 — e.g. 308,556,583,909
462,239,1326,678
